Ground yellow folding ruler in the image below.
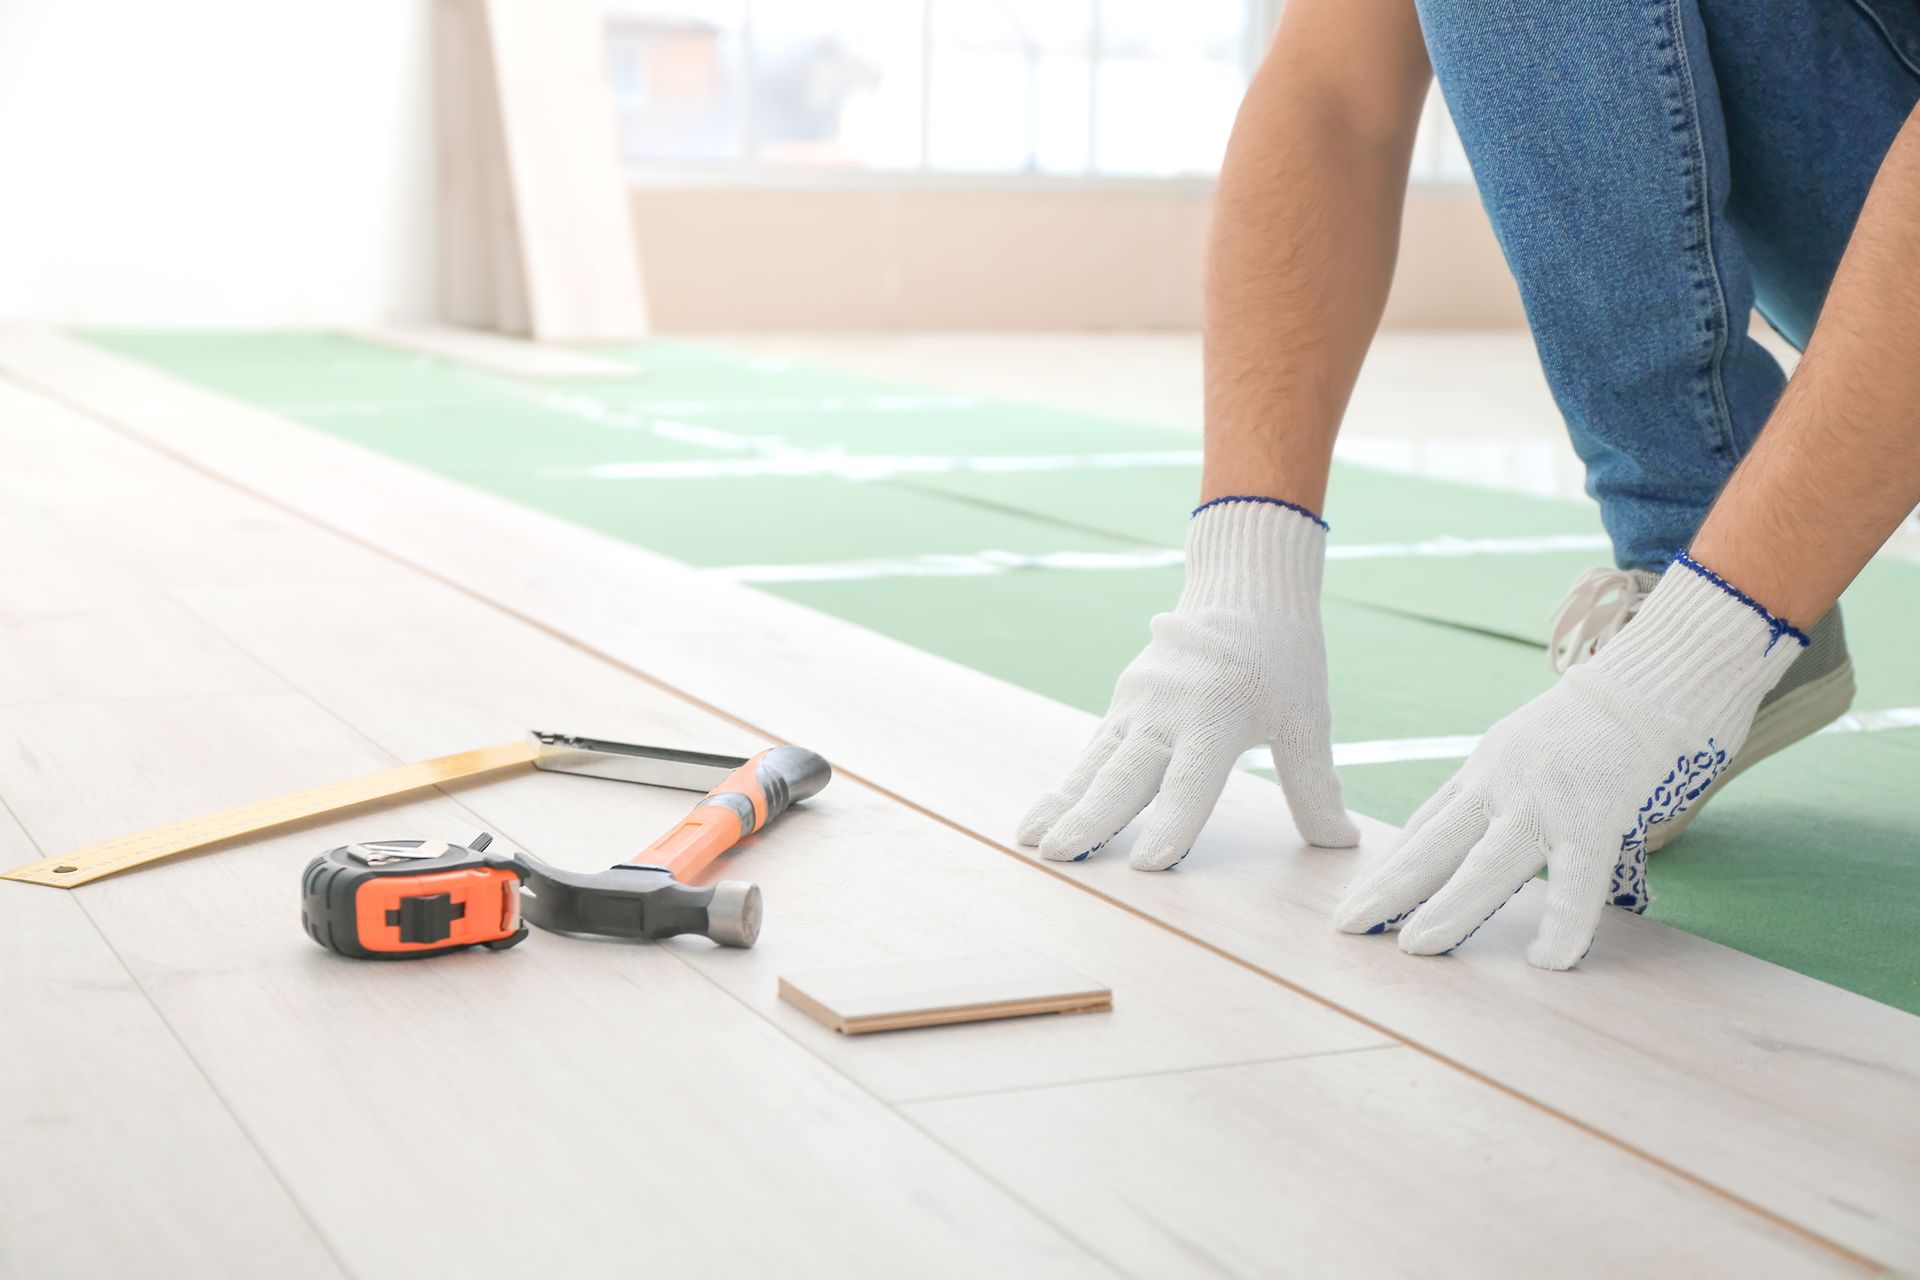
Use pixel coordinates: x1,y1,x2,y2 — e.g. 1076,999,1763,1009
1,731,749,888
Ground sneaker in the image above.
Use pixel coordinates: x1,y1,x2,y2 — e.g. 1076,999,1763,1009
1547,565,1855,851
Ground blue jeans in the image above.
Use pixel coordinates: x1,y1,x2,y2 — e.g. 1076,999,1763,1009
1418,0,1920,569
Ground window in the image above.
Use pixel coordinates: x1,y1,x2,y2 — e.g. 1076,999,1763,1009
606,0,1250,178
604,0,1471,182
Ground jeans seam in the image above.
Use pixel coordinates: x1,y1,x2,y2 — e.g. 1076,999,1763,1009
1845,0,1920,80
1658,0,1739,464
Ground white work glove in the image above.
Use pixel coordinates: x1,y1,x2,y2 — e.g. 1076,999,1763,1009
1018,497,1359,870
1334,554,1804,969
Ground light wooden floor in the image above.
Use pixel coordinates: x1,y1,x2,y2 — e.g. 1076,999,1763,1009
2,330,1916,1279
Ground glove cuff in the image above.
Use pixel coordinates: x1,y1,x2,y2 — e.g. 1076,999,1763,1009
1586,553,1804,719
1180,496,1327,610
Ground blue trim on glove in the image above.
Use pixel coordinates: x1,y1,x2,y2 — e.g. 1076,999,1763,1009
1671,551,1810,652
1191,494,1329,531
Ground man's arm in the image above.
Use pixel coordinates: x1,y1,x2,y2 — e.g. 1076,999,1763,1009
1018,2,1431,868
1203,0,1432,510
1689,103,1920,623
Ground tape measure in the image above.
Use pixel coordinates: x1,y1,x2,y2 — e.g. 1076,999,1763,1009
1,741,540,888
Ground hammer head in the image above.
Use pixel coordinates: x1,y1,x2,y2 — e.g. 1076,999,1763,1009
705,880,764,947
516,857,763,948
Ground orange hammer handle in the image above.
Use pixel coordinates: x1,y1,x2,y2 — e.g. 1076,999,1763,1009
629,746,831,883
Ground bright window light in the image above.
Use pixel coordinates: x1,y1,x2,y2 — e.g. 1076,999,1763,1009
750,0,924,169
605,0,749,162
604,0,1472,182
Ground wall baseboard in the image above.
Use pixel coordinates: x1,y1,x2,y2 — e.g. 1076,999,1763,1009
630,182,1524,332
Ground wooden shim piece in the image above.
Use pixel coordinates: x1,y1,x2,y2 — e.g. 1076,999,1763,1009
780,952,1112,1035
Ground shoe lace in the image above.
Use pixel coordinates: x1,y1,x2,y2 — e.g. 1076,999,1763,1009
1548,567,1650,673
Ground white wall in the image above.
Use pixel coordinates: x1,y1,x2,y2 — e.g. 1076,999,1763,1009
0,0,436,327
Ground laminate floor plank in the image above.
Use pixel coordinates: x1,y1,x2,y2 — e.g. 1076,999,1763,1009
0,504,284,707
0,378,401,594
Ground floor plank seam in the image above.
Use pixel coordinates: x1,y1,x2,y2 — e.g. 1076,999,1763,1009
886,473,1160,548
0,802,356,1280
65,897,361,1280
0,790,38,862
892,1042,1402,1108
5,360,1889,1275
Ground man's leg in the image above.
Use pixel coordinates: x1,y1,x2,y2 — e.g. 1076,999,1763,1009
1702,0,1920,349
1414,0,1777,570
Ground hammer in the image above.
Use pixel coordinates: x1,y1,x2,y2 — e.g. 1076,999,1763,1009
524,745,833,948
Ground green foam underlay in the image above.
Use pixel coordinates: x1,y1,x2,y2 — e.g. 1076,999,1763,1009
82,330,1920,1014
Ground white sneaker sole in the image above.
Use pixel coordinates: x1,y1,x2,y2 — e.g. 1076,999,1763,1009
1646,657,1856,852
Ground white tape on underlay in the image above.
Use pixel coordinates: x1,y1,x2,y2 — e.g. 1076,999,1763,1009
1823,707,1920,734
641,394,982,415
504,385,781,451
707,534,1613,584
525,388,983,419
1233,707,1920,770
517,390,781,452
519,381,1186,482
543,451,1206,482
1326,533,1612,560
710,548,1188,584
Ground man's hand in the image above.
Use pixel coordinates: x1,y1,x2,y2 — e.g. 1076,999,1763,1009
1334,558,1801,969
1019,498,1359,869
